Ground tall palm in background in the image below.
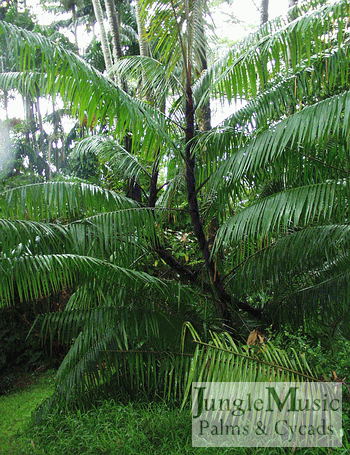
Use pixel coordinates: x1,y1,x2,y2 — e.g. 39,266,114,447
0,0,350,414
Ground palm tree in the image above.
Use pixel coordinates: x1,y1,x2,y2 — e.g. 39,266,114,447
104,0,123,63
0,0,350,414
261,0,269,23
91,0,113,71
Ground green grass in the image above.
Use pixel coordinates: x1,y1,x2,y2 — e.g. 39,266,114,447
3,397,350,455
0,370,55,454
0,373,349,454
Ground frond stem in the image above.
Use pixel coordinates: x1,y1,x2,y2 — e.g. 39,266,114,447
192,340,320,382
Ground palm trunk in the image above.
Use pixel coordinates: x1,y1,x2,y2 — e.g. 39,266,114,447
3,90,8,120
196,11,211,132
71,3,79,53
185,81,232,324
35,95,45,155
260,0,269,25
48,139,52,181
91,0,113,72
259,0,269,90
135,0,149,58
103,0,129,91
185,85,262,322
104,0,123,61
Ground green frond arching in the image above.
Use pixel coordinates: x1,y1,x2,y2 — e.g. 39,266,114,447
67,207,165,264
201,89,350,204
182,323,321,406
201,0,350,103
0,253,166,308
141,0,210,78
225,225,350,292
0,181,137,221
196,44,350,152
31,304,197,417
0,21,176,158
275,257,350,337
113,55,183,106
36,335,193,419
0,219,69,254
71,135,152,182
195,47,350,198
0,71,42,98
215,225,350,332
213,180,350,255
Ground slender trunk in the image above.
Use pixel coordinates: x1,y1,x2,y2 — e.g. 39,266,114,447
91,0,113,72
25,95,39,158
104,0,123,61
48,139,52,181
135,0,149,58
104,0,128,91
260,0,269,25
287,0,298,93
145,85,260,321
3,90,8,120
149,158,159,208
72,3,79,53
259,0,269,90
185,83,236,324
36,96,44,147
196,14,211,132
179,3,261,323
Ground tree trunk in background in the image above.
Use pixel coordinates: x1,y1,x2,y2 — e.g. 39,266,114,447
259,0,269,90
196,4,211,132
3,90,8,120
24,95,36,150
48,139,52,181
91,0,113,72
104,0,129,90
36,95,44,154
288,0,298,69
260,0,269,25
104,0,123,61
72,3,79,53
135,0,149,58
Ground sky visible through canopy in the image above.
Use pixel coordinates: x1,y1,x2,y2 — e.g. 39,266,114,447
0,0,290,123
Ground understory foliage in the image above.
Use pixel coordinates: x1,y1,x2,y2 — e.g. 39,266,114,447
0,0,350,415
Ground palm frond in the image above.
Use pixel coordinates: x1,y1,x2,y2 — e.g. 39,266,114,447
0,253,165,307
213,180,349,254
205,90,350,198
200,0,349,103
268,252,350,334
227,224,350,292
182,323,322,406
0,219,69,254
0,181,136,221
113,55,183,106
71,135,151,181
33,305,194,418
67,207,164,263
0,21,175,157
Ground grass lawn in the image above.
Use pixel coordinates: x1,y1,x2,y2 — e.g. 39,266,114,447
0,370,55,453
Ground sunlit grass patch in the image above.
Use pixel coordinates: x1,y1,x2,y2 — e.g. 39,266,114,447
0,370,55,453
